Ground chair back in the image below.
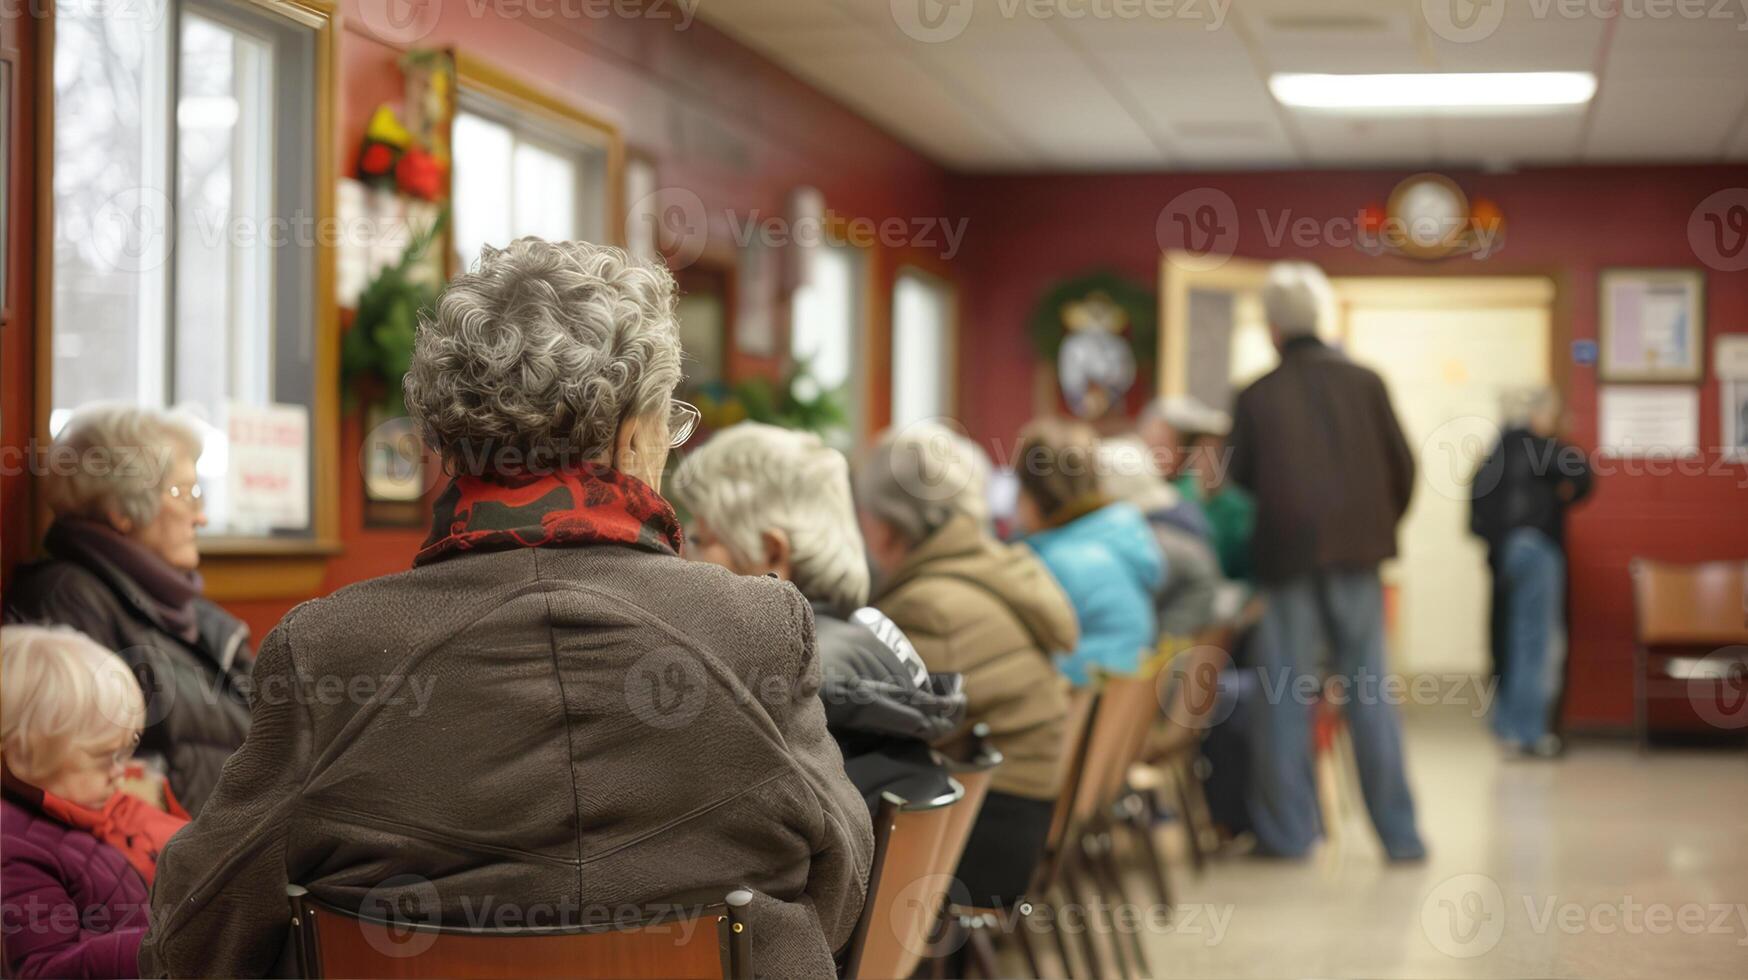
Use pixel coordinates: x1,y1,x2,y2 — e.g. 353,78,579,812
1074,670,1162,825
1630,559,1748,646
843,780,970,980
1154,641,1233,759
1043,685,1100,849
284,884,751,979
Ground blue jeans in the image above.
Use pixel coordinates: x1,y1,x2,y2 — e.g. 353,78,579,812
1245,568,1425,860
1492,528,1565,746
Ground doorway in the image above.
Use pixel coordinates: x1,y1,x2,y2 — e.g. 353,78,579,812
1336,277,1554,675
1159,256,1556,675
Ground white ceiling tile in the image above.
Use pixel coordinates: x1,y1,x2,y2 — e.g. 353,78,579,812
1294,113,1437,165
1432,112,1588,165
1585,80,1745,160
778,50,1023,168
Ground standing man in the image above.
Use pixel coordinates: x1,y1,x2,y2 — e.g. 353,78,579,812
1228,261,1426,862
1470,388,1593,758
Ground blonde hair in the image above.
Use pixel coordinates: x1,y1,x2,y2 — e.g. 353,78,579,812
670,422,870,612
1,626,145,785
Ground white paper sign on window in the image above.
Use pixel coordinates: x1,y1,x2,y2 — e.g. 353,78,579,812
225,402,310,531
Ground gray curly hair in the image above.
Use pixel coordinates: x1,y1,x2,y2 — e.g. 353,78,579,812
404,238,682,473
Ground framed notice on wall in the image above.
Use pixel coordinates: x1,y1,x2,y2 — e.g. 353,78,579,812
1599,268,1704,382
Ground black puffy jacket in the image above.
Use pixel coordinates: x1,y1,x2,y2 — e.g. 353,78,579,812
4,530,252,817
813,603,965,815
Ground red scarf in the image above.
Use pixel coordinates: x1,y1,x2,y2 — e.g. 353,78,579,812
3,765,189,887
415,463,684,567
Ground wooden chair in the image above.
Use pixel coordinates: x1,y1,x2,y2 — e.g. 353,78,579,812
1065,670,1166,980
1630,559,1748,749
842,779,970,980
926,686,1101,980
284,884,752,979
924,725,1004,977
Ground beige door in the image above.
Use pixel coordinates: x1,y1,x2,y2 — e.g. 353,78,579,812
1334,277,1554,675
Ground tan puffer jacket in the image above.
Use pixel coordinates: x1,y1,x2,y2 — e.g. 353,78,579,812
872,513,1079,800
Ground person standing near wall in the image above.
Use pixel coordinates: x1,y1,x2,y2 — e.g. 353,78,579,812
1470,388,1593,758
1227,261,1426,863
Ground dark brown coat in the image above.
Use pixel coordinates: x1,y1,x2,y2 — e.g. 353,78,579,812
1228,336,1416,584
138,545,872,979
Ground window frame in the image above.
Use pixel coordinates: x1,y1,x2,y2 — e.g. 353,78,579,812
450,51,625,275
34,0,342,600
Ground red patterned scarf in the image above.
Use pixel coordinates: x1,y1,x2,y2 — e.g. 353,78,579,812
415,463,684,567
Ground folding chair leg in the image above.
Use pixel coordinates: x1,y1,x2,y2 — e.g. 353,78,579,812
1079,832,1136,980
1013,905,1048,980
967,924,1001,979
1128,791,1175,910
1060,846,1109,980
1173,761,1210,875
1093,829,1153,980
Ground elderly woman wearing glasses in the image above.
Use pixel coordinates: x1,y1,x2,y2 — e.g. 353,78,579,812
140,239,873,980
4,404,253,818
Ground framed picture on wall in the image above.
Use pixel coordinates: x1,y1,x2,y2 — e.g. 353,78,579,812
1599,268,1704,382
1725,381,1748,462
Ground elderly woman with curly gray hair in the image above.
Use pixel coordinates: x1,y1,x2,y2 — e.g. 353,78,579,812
140,239,874,979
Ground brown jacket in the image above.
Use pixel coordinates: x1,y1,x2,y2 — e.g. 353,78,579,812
872,513,1078,800
1228,335,1416,584
139,546,872,979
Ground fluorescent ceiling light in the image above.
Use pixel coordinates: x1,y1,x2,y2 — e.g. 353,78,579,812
1269,72,1597,113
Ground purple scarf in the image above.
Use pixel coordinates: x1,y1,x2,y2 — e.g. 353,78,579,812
48,518,204,644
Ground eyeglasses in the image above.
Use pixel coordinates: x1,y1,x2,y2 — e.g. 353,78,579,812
87,730,141,770
669,400,701,448
166,481,204,509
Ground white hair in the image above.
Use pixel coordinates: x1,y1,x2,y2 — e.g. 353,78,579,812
1141,396,1231,438
43,403,202,527
670,423,869,612
854,421,992,544
1261,261,1334,338
1,625,144,786
1097,436,1181,514
404,238,682,473
1502,386,1560,428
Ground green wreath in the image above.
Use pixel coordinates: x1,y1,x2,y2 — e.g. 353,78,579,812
1027,269,1156,364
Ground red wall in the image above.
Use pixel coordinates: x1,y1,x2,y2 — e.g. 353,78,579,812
1,14,38,595
946,166,1748,730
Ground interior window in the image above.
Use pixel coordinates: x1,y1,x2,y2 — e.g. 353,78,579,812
891,267,955,429
451,103,606,271
51,0,318,538
790,242,865,447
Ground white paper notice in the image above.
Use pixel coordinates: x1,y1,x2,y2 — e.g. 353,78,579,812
226,402,310,531
1715,336,1748,382
1598,386,1699,457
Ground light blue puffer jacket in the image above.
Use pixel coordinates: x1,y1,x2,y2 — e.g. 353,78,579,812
1023,502,1166,686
